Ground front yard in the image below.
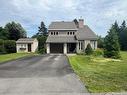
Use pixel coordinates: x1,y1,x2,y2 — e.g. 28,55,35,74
0,53,36,63
68,52,127,93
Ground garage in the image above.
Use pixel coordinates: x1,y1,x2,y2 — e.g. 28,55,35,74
50,43,63,53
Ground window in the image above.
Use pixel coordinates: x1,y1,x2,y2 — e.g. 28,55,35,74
70,32,72,35
56,32,58,35
67,32,69,35
73,32,75,35
54,32,55,35
51,32,53,35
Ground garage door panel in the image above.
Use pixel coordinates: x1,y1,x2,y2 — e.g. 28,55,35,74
50,43,63,53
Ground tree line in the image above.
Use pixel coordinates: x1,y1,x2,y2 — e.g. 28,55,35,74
0,22,27,54
98,20,127,58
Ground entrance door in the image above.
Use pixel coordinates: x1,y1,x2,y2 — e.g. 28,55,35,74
28,44,31,52
50,43,63,53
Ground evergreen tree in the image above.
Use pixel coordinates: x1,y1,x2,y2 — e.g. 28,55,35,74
104,24,120,59
0,27,9,40
4,22,26,40
97,35,104,48
85,43,93,55
119,20,127,50
73,19,79,28
38,21,47,36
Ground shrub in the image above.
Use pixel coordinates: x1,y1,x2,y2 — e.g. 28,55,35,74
0,39,5,54
93,49,103,56
38,48,46,54
4,40,16,53
85,44,93,55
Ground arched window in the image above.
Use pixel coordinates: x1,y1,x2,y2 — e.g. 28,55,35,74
67,32,69,35
51,32,53,35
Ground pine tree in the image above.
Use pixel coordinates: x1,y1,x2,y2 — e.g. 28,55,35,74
85,43,93,55
38,21,47,36
119,20,127,50
104,24,120,59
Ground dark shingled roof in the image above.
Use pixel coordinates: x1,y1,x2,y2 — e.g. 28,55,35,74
76,25,97,40
48,21,77,30
46,36,77,43
16,38,37,44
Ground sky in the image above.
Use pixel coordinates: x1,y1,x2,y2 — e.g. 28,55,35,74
0,0,127,37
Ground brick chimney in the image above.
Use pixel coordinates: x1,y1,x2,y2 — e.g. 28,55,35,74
79,19,84,28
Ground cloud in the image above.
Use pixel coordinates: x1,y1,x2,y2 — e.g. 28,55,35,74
0,0,127,37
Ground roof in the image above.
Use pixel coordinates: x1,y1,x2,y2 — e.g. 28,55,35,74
48,21,77,30
46,36,77,43
76,25,97,40
16,38,37,44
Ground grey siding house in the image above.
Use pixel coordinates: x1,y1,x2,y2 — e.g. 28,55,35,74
46,19,97,54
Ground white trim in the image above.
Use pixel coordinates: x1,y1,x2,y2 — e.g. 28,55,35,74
48,29,78,30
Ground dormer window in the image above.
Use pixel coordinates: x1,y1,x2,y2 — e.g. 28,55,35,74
51,32,53,35
56,32,58,35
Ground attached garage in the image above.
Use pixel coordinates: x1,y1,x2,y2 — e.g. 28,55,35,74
50,43,63,53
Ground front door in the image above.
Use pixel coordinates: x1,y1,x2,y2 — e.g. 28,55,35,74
28,44,31,52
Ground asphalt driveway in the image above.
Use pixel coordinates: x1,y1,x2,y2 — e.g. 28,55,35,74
0,54,88,95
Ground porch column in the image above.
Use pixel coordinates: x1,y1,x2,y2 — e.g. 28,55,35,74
46,43,50,53
95,41,97,49
64,43,67,54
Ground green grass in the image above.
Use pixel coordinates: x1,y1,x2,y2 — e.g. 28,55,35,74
68,52,127,93
0,53,36,63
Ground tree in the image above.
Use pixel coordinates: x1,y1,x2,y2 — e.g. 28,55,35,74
0,27,9,40
104,24,120,59
85,43,93,55
73,19,79,28
97,35,104,48
38,21,47,36
4,22,26,40
119,20,127,50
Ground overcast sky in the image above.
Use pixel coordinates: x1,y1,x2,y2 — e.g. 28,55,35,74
0,0,127,37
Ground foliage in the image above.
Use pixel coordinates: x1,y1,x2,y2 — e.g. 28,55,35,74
73,19,79,28
0,27,9,40
4,22,26,40
4,40,16,53
37,21,47,36
104,24,120,59
97,35,104,48
68,52,127,93
0,39,5,54
38,48,46,54
93,49,103,56
119,21,127,50
85,43,93,55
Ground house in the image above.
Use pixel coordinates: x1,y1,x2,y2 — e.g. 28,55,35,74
46,18,97,54
16,38,38,53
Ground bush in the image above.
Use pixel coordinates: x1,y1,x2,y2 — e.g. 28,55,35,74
4,40,16,53
93,49,103,56
85,44,93,55
0,39,5,54
104,50,120,59
38,48,46,54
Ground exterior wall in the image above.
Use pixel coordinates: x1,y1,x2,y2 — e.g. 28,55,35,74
76,40,97,53
16,43,28,53
16,39,38,53
31,39,38,52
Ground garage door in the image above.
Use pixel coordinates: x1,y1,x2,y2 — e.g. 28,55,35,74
50,43,63,53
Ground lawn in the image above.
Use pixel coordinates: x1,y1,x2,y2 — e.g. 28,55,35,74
0,53,36,63
68,52,127,93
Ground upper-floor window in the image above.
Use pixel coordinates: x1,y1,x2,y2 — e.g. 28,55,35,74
50,32,59,35
67,32,75,35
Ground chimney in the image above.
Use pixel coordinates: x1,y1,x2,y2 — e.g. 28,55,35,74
79,19,84,28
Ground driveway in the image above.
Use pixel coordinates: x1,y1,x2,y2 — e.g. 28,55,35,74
0,54,88,95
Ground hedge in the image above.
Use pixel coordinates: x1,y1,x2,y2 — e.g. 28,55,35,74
0,39,16,54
